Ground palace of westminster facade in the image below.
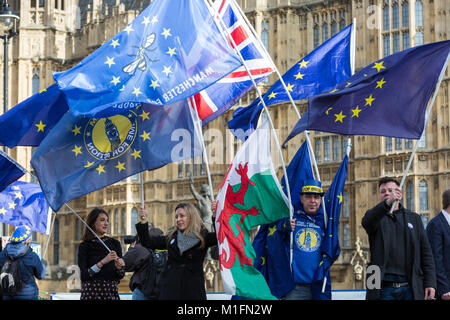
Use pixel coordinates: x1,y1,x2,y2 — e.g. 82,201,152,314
0,0,449,294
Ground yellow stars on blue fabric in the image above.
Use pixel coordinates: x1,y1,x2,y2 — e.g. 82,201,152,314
324,60,387,125
35,120,46,132
10,225,32,243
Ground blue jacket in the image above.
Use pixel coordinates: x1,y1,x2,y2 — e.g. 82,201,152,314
0,243,46,300
426,212,450,298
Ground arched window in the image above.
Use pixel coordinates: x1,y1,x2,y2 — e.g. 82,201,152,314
385,137,392,151
415,30,424,46
415,1,423,27
406,181,414,210
403,31,410,49
402,1,409,27
392,3,399,29
322,23,328,42
419,180,428,210
131,207,138,234
313,25,319,48
114,209,118,235
331,21,337,36
343,191,349,218
32,68,40,95
261,20,269,51
383,5,390,31
53,219,60,265
383,34,391,57
121,208,126,234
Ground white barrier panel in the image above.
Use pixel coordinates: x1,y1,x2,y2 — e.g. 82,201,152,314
50,290,365,300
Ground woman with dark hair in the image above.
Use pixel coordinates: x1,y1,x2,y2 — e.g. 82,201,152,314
136,203,217,300
77,208,125,300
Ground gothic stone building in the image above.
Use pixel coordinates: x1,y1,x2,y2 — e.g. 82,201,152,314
0,0,449,295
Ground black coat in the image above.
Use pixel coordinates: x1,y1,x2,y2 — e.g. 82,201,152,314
426,212,450,298
136,222,217,300
362,201,436,300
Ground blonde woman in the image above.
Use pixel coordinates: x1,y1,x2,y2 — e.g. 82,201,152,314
136,203,217,300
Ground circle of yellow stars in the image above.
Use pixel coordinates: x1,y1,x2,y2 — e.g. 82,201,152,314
68,108,151,176
325,61,387,124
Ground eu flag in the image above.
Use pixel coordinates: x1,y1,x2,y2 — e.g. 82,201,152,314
312,155,348,300
0,84,68,148
228,24,354,141
253,141,314,298
0,181,51,234
252,221,294,299
53,0,242,117
284,40,450,146
280,141,315,210
0,150,26,193
30,102,202,212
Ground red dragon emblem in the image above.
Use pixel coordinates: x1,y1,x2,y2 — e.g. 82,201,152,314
217,162,260,270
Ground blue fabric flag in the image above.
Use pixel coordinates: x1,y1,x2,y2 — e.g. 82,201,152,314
283,40,450,146
0,84,68,148
229,24,354,141
0,150,26,193
253,141,314,299
311,155,348,300
53,0,242,117
0,181,51,234
30,102,202,212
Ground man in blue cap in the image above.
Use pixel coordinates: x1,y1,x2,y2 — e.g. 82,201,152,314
0,225,46,300
282,179,326,300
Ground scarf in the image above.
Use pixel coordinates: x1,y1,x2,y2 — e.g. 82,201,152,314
177,230,200,255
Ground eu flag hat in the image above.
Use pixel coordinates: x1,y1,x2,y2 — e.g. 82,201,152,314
10,225,32,243
300,179,325,196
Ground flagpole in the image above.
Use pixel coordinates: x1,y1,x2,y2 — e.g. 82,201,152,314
204,0,293,212
187,97,216,202
389,52,450,214
232,0,339,231
139,172,145,208
42,210,56,261
22,170,112,252
232,0,322,182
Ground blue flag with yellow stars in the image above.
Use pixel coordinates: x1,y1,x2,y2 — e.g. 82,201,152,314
0,150,26,193
53,0,242,118
30,102,202,212
228,24,353,141
0,84,68,148
283,40,450,146
311,155,348,300
253,141,314,299
0,181,51,234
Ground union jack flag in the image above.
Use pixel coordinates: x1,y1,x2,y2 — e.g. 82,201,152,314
192,0,274,125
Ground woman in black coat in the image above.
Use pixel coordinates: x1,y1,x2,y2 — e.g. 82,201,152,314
77,208,125,300
136,203,217,300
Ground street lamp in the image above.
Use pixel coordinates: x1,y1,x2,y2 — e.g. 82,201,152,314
0,0,19,116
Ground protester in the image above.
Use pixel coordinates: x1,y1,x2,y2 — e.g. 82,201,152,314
283,179,327,300
0,225,46,300
362,177,436,300
122,224,165,300
77,208,125,300
136,203,216,299
426,188,450,300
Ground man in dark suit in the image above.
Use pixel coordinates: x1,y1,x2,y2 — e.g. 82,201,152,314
426,188,450,300
362,177,436,300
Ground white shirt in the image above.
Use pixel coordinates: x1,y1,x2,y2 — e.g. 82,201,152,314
442,209,450,227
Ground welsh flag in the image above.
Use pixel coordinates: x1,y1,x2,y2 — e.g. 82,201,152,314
215,118,290,299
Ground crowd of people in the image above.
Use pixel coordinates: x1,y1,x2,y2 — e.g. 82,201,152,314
0,178,449,301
